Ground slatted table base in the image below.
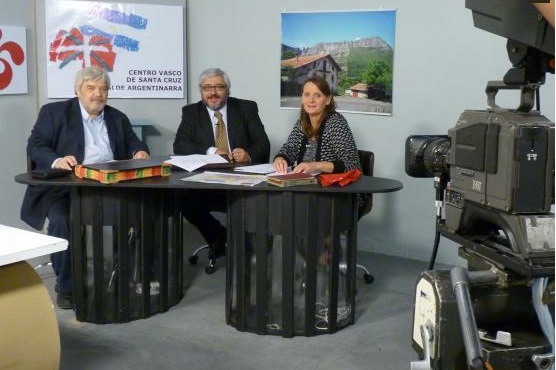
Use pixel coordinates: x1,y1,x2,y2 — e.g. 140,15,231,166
226,191,358,337
71,187,183,323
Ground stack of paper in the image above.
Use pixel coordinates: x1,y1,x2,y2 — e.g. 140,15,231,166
234,163,276,174
181,171,267,186
166,154,229,171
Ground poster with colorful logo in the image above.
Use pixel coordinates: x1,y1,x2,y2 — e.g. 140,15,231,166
0,26,27,95
45,1,184,98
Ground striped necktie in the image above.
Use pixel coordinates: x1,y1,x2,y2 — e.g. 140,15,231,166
214,111,230,154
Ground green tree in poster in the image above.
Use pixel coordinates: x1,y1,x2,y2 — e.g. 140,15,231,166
362,59,392,90
338,74,359,95
281,50,296,60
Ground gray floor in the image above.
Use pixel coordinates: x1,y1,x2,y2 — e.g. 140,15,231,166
34,250,439,370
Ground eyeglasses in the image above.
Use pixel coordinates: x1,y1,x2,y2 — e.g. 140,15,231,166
201,84,227,92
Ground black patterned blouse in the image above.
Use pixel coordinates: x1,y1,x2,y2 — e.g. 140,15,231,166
275,111,367,209
275,111,362,173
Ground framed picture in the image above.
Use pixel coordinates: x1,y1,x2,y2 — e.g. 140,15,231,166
281,9,396,115
0,26,27,95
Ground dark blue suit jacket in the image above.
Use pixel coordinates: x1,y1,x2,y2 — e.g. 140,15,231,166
173,97,270,163
21,97,149,230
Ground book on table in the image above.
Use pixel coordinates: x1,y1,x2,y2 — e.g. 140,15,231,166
266,172,318,187
74,158,171,184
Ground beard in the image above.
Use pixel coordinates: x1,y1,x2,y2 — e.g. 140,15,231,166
203,92,228,111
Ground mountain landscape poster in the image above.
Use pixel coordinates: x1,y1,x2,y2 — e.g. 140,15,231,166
281,10,396,115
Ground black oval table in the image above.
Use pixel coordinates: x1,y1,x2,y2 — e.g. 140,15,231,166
16,169,402,336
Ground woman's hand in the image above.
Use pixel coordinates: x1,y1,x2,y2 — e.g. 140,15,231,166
293,161,333,174
273,157,288,173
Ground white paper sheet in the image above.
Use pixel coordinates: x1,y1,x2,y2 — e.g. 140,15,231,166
167,154,228,171
234,163,276,174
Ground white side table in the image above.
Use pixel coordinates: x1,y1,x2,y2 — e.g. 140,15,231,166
0,224,67,370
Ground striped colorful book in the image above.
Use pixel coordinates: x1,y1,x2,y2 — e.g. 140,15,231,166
74,159,171,184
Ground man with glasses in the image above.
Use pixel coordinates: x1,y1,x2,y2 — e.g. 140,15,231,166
173,68,270,269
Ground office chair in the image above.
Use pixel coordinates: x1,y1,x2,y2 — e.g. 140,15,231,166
187,201,226,274
27,155,35,172
355,150,375,284
188,242,218,274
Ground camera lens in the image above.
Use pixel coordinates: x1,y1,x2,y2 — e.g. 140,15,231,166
405,135,450,178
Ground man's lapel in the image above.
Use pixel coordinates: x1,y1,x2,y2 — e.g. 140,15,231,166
103,107,118,153
69,98,86,160
199,102,216,145
225,99,239,148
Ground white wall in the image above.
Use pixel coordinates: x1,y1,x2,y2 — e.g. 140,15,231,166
1,0,553,266
0,0,38,229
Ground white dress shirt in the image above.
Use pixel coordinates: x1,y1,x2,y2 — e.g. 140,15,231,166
80,104,114,164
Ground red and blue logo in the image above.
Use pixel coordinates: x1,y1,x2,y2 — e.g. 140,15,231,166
49,7,147,71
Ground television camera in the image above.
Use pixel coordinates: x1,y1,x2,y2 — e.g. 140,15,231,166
407,1,555,369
